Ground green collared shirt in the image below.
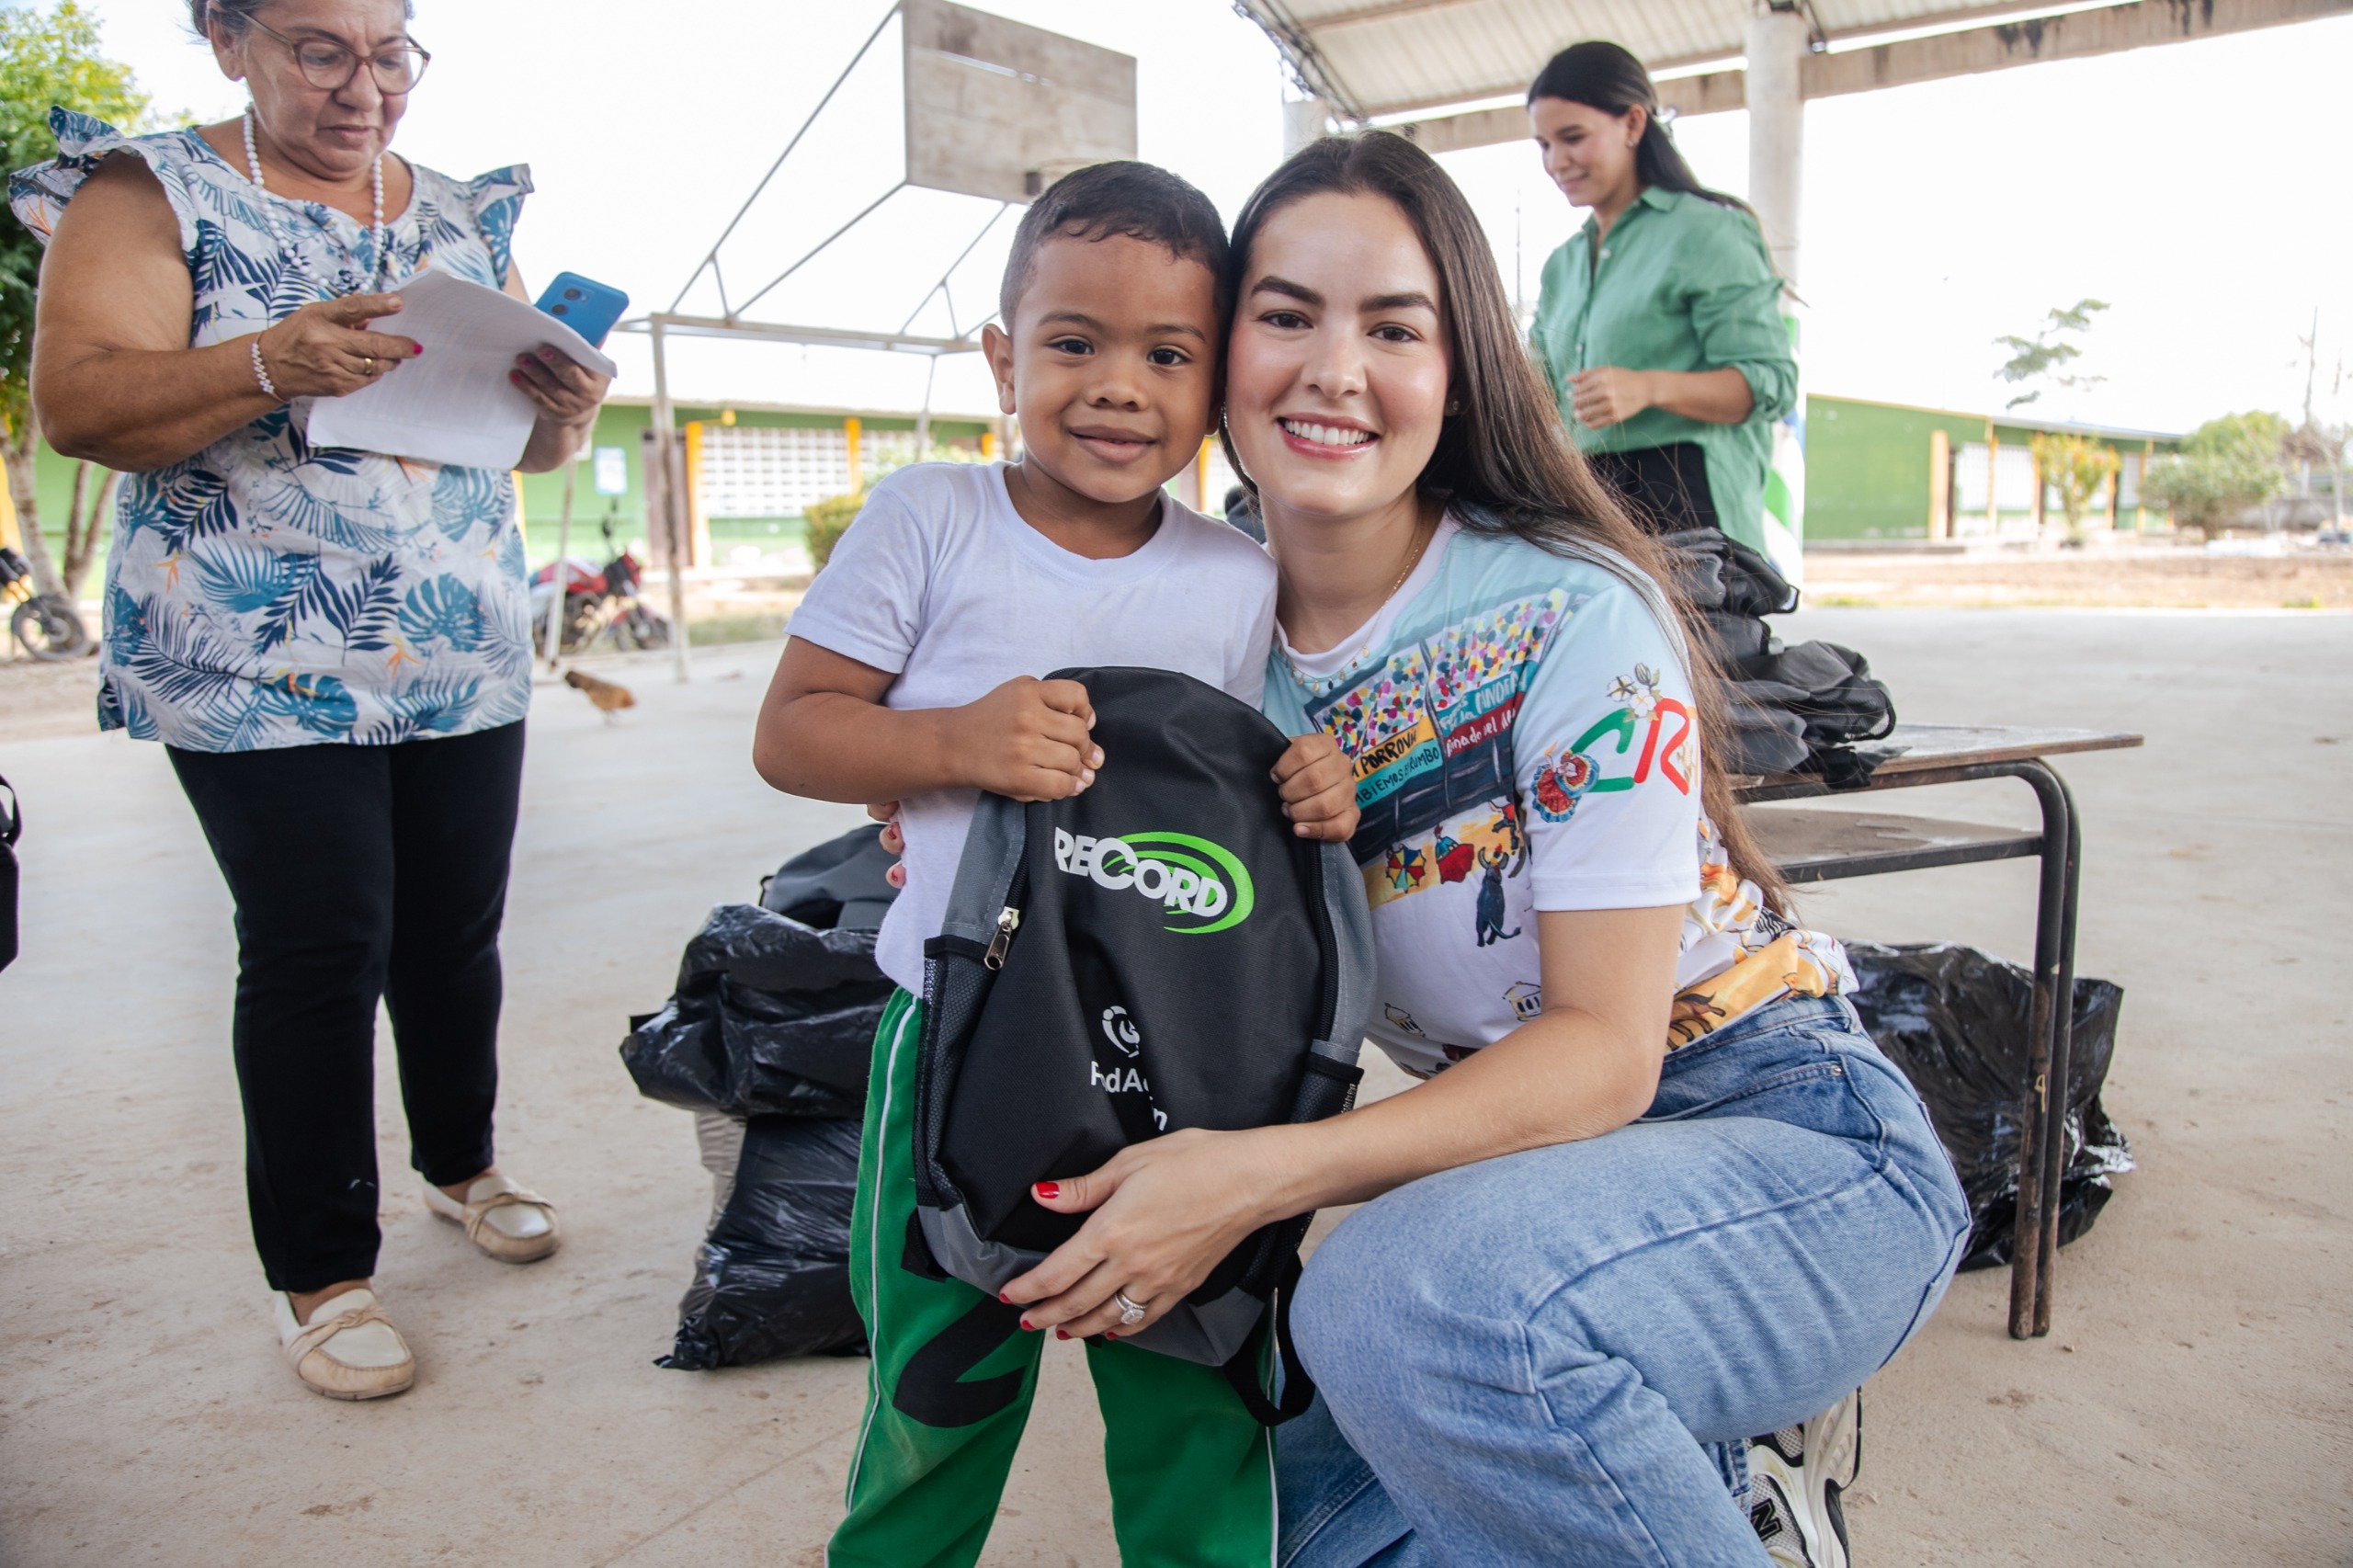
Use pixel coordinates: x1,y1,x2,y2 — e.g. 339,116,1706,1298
1530,185,1794,551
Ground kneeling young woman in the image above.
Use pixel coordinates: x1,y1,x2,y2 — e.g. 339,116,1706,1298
1000,133,1970,1566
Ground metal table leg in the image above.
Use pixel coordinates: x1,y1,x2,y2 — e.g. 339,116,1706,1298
2032,772,2084,1335
2006,760,2079,1339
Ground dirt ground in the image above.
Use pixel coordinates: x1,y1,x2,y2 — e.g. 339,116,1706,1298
1805,541,2353,609
2,607,2348,1567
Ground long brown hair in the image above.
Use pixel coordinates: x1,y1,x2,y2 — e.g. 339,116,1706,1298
1528,41,1756,222
1224,131,1789,909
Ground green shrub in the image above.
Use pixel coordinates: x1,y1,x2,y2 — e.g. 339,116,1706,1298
802,489,868,571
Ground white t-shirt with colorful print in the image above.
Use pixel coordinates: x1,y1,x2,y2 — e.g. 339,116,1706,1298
1260,518,1850,1080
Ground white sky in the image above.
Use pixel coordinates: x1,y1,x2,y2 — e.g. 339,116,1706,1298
64,0,2353,436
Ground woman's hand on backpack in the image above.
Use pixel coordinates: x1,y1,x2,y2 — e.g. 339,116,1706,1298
1274,733,1359,841
999,1128,1283,1342
943,676,1103,801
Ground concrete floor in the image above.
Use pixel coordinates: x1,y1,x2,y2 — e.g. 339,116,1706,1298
1,608,2347,1566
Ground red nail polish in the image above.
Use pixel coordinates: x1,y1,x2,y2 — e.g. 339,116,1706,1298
1020,1318,1033,1331
1055,1329,1069,1340
1034,1181,1060,1201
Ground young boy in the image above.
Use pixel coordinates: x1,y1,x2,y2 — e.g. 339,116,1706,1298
753,163,1357,1568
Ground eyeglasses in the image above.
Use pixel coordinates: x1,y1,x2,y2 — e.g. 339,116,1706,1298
247,17,431,95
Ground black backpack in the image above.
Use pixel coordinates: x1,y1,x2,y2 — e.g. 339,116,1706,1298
909,667,1375,1422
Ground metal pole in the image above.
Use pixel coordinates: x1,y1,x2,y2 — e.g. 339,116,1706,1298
915,356,938,455
736,182,908,320
666,1,903,315
2006,760,2075,1339
1283,97,1331,153
651,316,693,683
541,447,579,673
1745,6,1807,290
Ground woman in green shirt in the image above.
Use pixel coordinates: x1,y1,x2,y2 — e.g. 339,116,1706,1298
1527,42,1795,552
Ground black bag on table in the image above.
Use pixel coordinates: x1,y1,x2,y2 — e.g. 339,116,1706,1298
911,667,1375,1423
1660,526,1801,619
1733,642,1898,750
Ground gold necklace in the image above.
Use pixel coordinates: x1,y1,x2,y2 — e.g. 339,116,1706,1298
1279,517,1437,689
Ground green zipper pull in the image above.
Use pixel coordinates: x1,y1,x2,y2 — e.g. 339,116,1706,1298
983,904,1021,970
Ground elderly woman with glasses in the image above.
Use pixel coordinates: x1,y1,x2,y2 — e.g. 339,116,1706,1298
9,0,608,1401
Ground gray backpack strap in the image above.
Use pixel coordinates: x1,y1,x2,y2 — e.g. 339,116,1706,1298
934,792,1027,958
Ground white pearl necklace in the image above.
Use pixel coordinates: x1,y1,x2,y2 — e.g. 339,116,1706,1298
243,107,386,296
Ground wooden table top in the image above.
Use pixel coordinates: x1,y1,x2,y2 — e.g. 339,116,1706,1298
1734,722,2143,797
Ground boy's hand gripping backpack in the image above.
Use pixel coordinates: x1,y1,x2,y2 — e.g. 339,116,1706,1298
911,667,1375,1424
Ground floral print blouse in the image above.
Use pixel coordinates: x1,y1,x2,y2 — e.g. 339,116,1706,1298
8,109,537,751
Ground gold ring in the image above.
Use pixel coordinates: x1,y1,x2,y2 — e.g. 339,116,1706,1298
363,356,378,376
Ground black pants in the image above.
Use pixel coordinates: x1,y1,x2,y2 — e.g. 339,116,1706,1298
167,722,526,1292
1587,441,1720,536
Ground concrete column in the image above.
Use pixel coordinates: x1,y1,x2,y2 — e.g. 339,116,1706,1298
1284,97,1332,154
1745,5,1806,287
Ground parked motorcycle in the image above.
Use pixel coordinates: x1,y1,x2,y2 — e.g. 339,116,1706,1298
0,547,91,662
529,521,671,655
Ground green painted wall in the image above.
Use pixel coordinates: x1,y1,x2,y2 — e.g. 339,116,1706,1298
514,403,993,541
10,403,992,575
1802,394,2177,542
1804,396,1986,541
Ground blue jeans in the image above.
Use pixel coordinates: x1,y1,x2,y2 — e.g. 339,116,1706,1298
1278,994,1972,1567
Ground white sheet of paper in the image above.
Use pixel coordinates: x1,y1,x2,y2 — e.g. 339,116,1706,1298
305,269,619,471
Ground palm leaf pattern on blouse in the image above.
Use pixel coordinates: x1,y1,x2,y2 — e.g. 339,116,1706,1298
10,110,543,752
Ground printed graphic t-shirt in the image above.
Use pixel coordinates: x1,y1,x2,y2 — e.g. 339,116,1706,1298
1259,519,1851,1079
787,461,1279,994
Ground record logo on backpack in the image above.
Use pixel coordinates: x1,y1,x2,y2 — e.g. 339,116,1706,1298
1053,828,1255,935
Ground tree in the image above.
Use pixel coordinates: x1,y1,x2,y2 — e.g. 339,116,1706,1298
2282,419,2347,528
0,3,147,602
2029,431,2120,544
2286,320,2346,528
2142,413,2289,541
1995,298,2109,412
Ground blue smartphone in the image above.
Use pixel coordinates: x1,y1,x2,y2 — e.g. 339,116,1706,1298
533,271,629,347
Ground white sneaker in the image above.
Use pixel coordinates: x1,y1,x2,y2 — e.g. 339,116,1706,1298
1747,1389,1861,1568
272,1288,415,1401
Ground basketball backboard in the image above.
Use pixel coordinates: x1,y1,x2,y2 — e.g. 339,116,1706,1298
902,0,1137,204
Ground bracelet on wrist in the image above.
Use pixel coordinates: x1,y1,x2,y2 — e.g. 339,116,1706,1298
250,335,283,403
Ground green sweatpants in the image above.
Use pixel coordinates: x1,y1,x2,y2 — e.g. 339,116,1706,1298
829,989,1276,1568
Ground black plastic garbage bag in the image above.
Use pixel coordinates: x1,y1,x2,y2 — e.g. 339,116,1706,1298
660,1117,868,1369
620,903,891,1119
1846,941,2132,1271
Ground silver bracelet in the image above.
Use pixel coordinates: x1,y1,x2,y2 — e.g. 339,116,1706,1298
250,335,282,402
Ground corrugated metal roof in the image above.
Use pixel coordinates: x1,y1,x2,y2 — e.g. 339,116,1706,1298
1237,1,2128,118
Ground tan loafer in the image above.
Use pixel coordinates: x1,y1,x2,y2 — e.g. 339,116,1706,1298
424,1172,560,1263
273,1288,415,1401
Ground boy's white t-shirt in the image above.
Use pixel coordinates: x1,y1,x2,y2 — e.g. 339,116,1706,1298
786,460,1279,994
